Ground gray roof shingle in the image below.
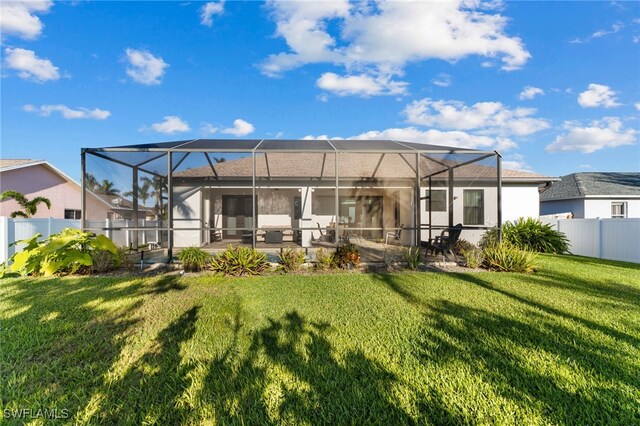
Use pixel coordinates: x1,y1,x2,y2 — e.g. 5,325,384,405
540,172,640,200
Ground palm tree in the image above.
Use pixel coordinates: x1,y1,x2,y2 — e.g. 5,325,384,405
85,173,99,192
141,176,165,219
0,190,51,218
124,180,151,206
96,179,120,195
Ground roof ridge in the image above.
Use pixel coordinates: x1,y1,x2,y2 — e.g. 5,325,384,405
572,173,585,197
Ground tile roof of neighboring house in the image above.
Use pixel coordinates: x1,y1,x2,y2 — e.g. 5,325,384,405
0,159,42,170
173,153,553,182
540,172,640,201
92,193,155,212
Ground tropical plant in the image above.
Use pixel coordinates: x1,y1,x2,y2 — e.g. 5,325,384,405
0,190,51,218
332,244,361,269
277,248,306,272
503,217,570,254
2,229,121,277
124,179,152,206
85,173,100,192
314,248,334,271
461,247,484,269
403,247,422,270
210,245,269,276
178,247,210,272
482,243,537,273
96,179,120,195
453,239,476,255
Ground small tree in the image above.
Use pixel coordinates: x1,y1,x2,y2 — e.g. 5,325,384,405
0,190,51,218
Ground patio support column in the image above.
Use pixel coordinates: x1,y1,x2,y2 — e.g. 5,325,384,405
448,168,454,229
167,152,173,260
252,151,256,249
132,166,139,250
414,153,421,246
81,149,86,231
335,151,339,245
496,152,502,242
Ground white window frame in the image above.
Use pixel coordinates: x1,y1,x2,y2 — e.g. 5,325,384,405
611,202,627,218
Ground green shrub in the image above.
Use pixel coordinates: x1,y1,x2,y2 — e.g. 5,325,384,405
453,239,476,255
332,244,361,269
314,248,334,271
503,217,570,254
482,243,537,273
178,246,211,272
403,247,422,270
480,219,570,254
461,247,484,269
210,245,269,276
2,228,120,277
91,250,119,273
277,248,306,273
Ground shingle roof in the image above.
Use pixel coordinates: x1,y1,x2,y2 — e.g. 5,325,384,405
0,159,41,170
540,172,640,200
173,152,551,182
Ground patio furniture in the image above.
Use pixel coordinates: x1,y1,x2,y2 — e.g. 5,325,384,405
427,223,463,261
314,222,334,242
265,230,284,244
385,224,404,245
210,228,222,242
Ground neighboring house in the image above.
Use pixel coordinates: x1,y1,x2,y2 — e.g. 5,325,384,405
0,159,153,221
540,172,640,219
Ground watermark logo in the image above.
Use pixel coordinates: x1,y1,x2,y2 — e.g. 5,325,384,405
3,408,69,420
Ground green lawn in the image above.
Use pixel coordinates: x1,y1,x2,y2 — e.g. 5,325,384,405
1,255,639,425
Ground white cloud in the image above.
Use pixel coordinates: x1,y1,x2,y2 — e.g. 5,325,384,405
502,153,534,173
221,119,255,136
316,72,407,97
519,86,544,100
570,22,624,43
201,123,219,134
200,1,224,27
404,98,549,137
635,102,640,111
577,84,620,108
3,47,59,82
125,48,168,85
432,73,452,88
23,104,111,120
148,116,190,134
579,164,592,169
0,0,52,40
262,0,530,95
546,117,636,153
304,127,514,151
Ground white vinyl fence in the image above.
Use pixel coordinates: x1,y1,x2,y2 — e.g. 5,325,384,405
0,217,163,263
542,217,640,263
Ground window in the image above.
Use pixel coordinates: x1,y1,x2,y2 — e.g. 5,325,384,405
425,190,446,212
64,209,81,219
611,202,627,218
463,190,484,225
293,196,302,220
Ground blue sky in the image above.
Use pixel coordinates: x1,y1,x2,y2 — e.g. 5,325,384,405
1,0,639,180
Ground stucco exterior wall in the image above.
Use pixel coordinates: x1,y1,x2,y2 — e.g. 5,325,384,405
584,199,640,219
0,164,110,220
540,199,584,218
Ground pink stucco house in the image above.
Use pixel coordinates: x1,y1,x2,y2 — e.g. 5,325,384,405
0,159,114,220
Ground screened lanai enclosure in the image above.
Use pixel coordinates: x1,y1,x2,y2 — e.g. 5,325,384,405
81,139,502,261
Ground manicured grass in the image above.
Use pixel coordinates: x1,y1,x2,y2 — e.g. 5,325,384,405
1,255,639,424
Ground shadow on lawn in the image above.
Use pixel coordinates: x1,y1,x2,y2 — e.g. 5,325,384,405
0,275,187,423
201,310,430,425
373,272,640,424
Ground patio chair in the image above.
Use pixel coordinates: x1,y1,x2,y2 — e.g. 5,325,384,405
426,223,463,262
385,224,404,245
312,223,334,242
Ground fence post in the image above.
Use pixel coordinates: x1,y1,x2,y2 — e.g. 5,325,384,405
125,219,131,248
105,218,112,240
141,219,146,245
598,218,603,259
0,217,10,263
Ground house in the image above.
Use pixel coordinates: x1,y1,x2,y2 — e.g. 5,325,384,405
540,172,640,219
0,159,154,221
82,139,556,254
